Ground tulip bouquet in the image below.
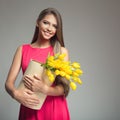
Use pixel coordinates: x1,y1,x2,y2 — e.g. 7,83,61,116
41,53,83,90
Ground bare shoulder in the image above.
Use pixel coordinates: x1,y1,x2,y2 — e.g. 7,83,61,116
61,47,69,54
15,45,22,54
61,47,69,61
12,45,23,61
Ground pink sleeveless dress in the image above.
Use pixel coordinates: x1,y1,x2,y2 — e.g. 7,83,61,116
19,44,70,120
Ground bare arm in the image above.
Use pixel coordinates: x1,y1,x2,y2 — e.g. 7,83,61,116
5,46,40,107
5,46,22,98
46,47,70,96
60,46,69,61
24,47,70,96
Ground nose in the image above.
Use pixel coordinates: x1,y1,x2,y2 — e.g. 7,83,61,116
47,25,53,31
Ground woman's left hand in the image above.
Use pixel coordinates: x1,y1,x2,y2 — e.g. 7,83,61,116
23,74,48,94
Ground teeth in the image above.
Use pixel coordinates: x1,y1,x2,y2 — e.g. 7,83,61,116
45,32,51,36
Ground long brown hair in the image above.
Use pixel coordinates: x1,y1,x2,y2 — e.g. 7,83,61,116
31,8,65,47
31,8,69,97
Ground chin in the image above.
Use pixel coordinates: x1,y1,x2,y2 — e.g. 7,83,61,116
43,35,53,40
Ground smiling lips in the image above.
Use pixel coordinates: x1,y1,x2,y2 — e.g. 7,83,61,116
44,31,52,37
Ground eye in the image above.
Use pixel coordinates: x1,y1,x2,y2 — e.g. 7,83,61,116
53,24,58,29
43,20,49,25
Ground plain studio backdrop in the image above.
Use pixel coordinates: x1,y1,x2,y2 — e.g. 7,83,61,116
0,0,120,120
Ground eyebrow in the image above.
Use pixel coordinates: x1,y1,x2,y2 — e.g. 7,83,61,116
42,19,57,26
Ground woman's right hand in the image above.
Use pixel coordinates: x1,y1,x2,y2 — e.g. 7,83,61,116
13,89,40,108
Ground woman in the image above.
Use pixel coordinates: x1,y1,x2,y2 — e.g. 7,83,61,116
5,8,70,120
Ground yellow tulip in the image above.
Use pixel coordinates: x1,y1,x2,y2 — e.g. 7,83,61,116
49,74,55,82
65,74,71,80
77,78,83,85
58,53,66,60
47,61,55,67
75,69,81,74
70,82,77,90
66,69,72,75
72,77,78,82
55,70,60,75
54,60,61,68
79,70,83,75
59,71,66,77
42,53,83,90
47,56,54,61
46,70,52,76
72,72,79,77
72,62,80,68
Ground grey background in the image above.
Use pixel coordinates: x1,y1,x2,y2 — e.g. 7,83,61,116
0,0,120,120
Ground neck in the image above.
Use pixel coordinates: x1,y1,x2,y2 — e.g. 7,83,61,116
32,38,51,48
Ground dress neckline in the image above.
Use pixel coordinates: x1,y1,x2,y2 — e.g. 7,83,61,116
28,44,52,50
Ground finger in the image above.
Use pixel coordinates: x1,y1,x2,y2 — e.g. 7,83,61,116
24,90,33,96
24,76,33,84
24,92,39,101
25,91,40,103
24,78,31,85
34,74,41,80
23,80,32,90
24,83,31,90
24,75,33,81
24,99,40,107
27,100,40,107
30,98,40,104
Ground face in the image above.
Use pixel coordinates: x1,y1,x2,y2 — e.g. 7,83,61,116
37,14,57,40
